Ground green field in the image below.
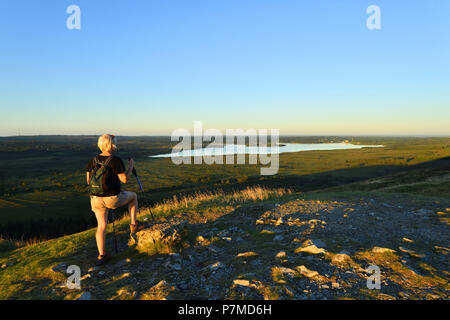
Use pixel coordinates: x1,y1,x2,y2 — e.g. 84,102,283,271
0,135,449,241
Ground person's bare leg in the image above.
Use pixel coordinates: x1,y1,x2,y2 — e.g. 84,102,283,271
94,210,108,257
128,192,138,225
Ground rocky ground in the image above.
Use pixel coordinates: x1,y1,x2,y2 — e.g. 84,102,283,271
46,193,450,300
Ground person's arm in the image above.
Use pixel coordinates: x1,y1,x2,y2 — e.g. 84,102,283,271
118,158,135,184
86,158,93,185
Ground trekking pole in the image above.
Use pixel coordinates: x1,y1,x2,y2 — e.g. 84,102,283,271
128,157,156,223
110,209,118,254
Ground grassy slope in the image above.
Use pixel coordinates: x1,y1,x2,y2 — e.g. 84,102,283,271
322,155,450,198
0,187,293,299
0,186,449,300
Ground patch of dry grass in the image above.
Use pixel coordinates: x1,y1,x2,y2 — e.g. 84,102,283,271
138,186,292,217
0,235,45,251
139,280,175,300
355,247,449,294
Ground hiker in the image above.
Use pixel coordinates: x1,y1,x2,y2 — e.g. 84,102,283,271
86,134,144,264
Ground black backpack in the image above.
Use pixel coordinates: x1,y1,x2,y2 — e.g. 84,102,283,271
89,156,113,196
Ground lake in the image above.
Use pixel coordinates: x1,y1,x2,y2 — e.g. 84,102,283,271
150,142,384,158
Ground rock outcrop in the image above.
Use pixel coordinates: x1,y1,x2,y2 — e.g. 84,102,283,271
134,221,189,252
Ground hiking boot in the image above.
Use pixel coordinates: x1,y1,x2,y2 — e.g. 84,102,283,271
130,221,146,234
96,253,111,266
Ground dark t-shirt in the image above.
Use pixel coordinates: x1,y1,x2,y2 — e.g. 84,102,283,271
86,155,125,197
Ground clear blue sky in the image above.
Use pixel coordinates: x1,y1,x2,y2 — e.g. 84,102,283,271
0,0,449,136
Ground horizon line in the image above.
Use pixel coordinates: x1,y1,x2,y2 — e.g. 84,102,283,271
1,133,449,138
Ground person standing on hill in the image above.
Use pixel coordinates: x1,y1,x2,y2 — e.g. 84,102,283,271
86,134,144,264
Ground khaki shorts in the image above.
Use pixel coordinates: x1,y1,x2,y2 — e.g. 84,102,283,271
90,191,136,216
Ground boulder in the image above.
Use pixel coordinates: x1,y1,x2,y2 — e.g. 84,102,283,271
295,245,326,255
135,221,188,248
371,247,396,254
295,265,319,279
278,267,297,278
331,253,352,264
295,239,327,255
233,279,251,287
